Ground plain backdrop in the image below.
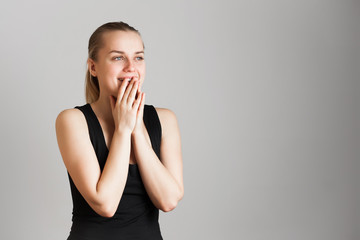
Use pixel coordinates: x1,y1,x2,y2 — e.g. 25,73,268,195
0,0,359,239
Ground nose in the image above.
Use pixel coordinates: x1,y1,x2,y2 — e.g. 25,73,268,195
124,59,135,72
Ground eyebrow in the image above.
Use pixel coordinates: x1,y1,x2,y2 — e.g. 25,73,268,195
108,50,144,54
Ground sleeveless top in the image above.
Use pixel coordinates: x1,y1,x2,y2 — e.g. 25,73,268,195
66,103,163,240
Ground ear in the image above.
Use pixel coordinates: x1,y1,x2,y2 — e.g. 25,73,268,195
87,58,97,77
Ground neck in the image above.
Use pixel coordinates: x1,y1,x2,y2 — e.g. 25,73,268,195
90,94,114,126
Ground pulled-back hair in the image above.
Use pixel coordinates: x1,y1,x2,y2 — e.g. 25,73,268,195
85,22,142,103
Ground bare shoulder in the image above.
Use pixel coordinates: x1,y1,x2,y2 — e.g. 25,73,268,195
154,107,178,126
56,108,83,122
55,108,87,135
154,107,179,138
155,107,177,121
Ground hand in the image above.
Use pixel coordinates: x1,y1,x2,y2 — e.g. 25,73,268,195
132,83,146,136
109,78,143,134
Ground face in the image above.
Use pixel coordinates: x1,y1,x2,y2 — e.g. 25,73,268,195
89,30,145,98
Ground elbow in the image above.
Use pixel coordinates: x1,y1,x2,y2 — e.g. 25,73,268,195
99,209,116,218
159,188,184,213
91,200,117,218
97,206,117,218
89,190,122,218
159,201,178,212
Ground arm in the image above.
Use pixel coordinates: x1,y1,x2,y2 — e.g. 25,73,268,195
56,78,143,217
56,109,131,218
131,108,184,212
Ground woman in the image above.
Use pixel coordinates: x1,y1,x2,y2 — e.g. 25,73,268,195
56,21,184,240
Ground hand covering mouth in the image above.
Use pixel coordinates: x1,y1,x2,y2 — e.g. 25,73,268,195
118,77,138,81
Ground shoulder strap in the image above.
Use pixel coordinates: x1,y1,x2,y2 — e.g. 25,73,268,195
74,103,162,163
143,104,162,160
74,103,108,170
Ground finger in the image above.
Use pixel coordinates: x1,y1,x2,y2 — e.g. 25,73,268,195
137,83,142,98
140,93,145,109
137,93,145,114
138,81,143,92
128,80,140,104
109,95,115,110
132,89,142,109
117,79,130,104
122,79,137,103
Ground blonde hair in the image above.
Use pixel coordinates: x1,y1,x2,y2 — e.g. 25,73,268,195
85,22,142,103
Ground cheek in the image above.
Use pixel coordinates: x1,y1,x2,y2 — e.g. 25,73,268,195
140,74,145,88
98,66,121,91
107,65,120,76
97,62,115,78
140,65,146,80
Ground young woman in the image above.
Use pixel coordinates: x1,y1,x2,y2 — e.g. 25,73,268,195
56,21,184,240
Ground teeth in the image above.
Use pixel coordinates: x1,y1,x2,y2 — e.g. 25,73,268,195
119,78,132,81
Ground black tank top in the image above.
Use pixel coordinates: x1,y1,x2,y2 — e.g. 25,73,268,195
66,103,163,240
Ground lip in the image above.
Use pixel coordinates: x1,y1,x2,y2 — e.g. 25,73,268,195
118,76,138,81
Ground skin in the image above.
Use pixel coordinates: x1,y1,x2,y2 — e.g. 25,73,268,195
55,30,184,217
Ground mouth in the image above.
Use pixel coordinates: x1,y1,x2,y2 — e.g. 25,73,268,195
118,77,137,82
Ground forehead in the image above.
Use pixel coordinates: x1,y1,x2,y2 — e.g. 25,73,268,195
101,30,144,53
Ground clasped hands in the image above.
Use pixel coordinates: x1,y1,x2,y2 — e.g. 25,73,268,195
109,77,147,137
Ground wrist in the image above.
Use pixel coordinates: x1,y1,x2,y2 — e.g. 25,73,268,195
131,125,146,137
114,127,132,137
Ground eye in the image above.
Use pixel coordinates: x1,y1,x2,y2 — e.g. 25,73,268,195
135,56,144,61
114,56,124,61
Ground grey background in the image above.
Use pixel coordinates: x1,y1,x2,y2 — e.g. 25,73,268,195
0,0,359,239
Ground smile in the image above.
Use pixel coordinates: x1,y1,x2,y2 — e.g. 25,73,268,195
118,76,137,82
